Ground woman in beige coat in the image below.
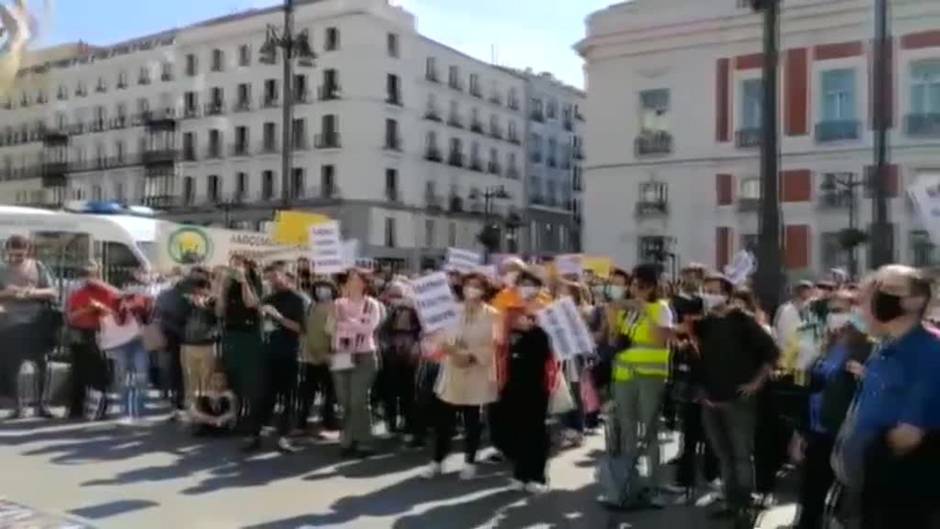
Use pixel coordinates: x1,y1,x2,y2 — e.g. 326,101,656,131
423,272,499,480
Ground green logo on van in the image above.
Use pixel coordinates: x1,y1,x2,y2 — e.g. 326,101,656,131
167,227,213,265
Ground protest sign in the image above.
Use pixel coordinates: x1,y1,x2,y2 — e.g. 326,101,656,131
410,272,461,334
341,239,359,268
724,250,756,286
554,254,583,277
909,173,940,245
445,247,482,273
537,297,596,359
582,256,613,279
309,221,345,274
273,210,331,246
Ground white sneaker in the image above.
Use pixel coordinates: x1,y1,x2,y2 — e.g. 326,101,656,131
510,479,526,491
459,463,477,480
524,482,549,495
117,417,137,426
421,462,442,479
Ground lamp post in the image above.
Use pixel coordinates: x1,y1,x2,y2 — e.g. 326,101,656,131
870,0,892,268
259,0,316,211
821,173,865,278
474,185,511,262
750,0,784,314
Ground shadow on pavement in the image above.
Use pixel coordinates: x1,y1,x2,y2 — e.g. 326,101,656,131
68,499,160,520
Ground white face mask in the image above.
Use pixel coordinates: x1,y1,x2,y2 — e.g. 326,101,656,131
463,286,483,301
315,287,333,302
519,286,539,300
827,312,851,331
607,286,625,300
702,293,727,311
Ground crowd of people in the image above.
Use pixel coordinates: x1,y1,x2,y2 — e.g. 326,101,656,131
1,232,939,528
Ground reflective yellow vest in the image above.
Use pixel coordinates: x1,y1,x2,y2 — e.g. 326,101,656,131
613,300,671,381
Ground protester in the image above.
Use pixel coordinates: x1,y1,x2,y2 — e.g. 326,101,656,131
791,289,872,529
423,272,499,480
65,261,119,420
189,371,237,436
0,235,58,419
378,281,422,441
216,256,262,425
331,268,382,458
831,266,940,529
556,280,593,447
244,262,306,453
99,292,152,424
501,269,555,493
180,276,218,408
693,273,779,528
299,277,339,434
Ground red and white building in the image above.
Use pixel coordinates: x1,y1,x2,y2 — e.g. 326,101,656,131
577,0,940,276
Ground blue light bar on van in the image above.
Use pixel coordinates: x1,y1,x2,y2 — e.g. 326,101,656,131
63,200,155,217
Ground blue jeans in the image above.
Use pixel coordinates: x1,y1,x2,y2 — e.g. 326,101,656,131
107,338,149,419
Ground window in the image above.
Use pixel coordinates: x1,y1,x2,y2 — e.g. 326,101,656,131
239,44,251,66
910,230,938,267
292,118,306,149
207,175,221,202
184,91,198,115
639,89,670,131
739,176,761,199
911,60,940,115
237,83,251,109
385,119,400,150
321,164,335,197
426,57,438,81
740,79,763,129
638,181,668,207
387,74,401,105
448,221,457,247
508,121,518,141
384,217,396,248
547,99,557,119
185,53,197,76
385,168,398,200
138,66,151,85
210,86,224,109
291,168,305,198
182,132,196,160
322,69,339,99
208,129,222,158
425,219,435,247
449,65,461,90
263,79,278,105
508,87,519,109
821,69,856,121
325,27,340,51
182,176,195,205
293,73,308,101
235,172,248,199
387,33,399,58
469,73,480,96
262,170,275,200
211,49,225,72
161,61,173,81
263,122,277,151
114,182,125,202
117,71,127,89
114,140,125,162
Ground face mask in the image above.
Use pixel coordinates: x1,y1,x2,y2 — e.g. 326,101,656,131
849,310,869,334
591,286,605,299
702,293,727,311
463,286,483,301
871,291,905,323
502,271,519,287
608,286,625,300
315,287,333,302
827,313,851,331
519,286,539,300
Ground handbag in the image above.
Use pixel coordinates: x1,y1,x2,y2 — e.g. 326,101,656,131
548,374,576,415
98,313,141,351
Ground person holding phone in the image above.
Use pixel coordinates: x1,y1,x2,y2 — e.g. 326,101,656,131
331,268,383,458
216,256,262,426
243,262,306,454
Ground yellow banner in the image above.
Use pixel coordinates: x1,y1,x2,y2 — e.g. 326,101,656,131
272,210,331,246
582,256,613,279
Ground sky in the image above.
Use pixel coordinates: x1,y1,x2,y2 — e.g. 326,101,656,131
31,0,617,88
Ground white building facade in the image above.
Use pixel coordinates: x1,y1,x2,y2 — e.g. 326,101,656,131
0,0,581,269
577,0,940,277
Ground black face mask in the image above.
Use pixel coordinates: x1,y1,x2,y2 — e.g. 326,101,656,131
871,291,905,323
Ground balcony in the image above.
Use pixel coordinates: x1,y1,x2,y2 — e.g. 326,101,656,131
181,148,198,162
42,128,69,145
386,92,403,107
233,99,252,112
506,166,520,179
487,161,501,175
259,141,280,154
40,161,68,188
142,148,178,165
144,108,177,129
635,130,673,156
261,96,280,108
635,200,669,217
735,127,761,148
110,116,128,130
447,115,464,129
424,108,442,122
448,152,464,167
489,127,503,140
385,188,400,202
204,101,225,116
315,132,341,149
425,192,443,211
183,106,200,119
815,120,860,142
425,147,443,162
318,85,341,101
470,121,484,134
449,78,463,91
905,113,940,137
547,157,557,168
530,110,545,123
449,195,464,212
161,72,174,82
294,90,311,104
818,191,853,209
205,144,224,159
469,157,483,172
508,135,521,146
530,194,545,206
737,197,761,212
384,136,403,152
230,143,251,157
573,148,585,160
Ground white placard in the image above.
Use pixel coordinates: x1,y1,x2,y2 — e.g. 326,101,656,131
309,221,345,274
477,264,498,280
537,297,596,359
555,254,583,277
909,173,940,245
342,239,359,268
724,250,756,286
410,272,461,334
445,247,483,274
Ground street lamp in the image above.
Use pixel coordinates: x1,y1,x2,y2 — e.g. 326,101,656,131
820,173,866,278
473,185,511,261
259,0,317,211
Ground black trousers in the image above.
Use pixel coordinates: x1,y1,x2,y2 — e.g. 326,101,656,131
795,432,836,529
164,334,185,410
676,400,720,487
297,362,337,429
68,329,109,417
433,400,482,464
379,345,418,435
505,394,549,484
251,351,298,437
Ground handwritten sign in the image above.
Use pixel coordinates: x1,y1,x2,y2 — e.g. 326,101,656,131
724,250,756,286
410,272,461,334
309,221,345,274
555,254,583,277
445,247,482,274
537,297,595,359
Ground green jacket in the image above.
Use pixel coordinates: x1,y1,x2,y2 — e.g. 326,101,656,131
303,302,333,365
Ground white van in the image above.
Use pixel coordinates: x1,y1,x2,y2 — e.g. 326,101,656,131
0,206,157,286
